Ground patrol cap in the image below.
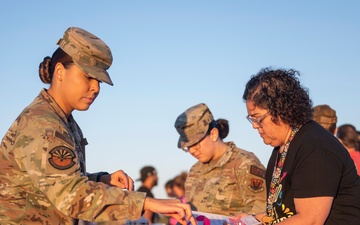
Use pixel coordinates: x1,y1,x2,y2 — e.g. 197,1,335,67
57,27,113,85
136,166,157,182
313,104,337,124
175,103,214,149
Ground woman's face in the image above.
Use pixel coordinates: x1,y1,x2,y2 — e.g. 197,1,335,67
55,63,100,115
187,128,220,163
173,185,184,198
246,100,291,148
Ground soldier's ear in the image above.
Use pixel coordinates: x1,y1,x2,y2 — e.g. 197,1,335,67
54,63,65,81
209,128,219,142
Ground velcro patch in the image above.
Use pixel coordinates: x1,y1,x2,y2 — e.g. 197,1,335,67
250,165,266,178
48,146,76,170
248,178,264,192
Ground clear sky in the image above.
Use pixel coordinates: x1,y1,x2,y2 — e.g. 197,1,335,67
1,1,359,199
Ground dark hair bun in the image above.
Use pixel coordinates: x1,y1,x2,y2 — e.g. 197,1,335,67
39,56,52,84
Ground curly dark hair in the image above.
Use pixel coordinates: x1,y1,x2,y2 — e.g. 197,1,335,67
242,67,313,128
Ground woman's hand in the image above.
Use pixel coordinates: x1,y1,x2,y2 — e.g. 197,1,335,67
144,197,197,225
100,170,134,190
230,213,266,225
229,213,249,224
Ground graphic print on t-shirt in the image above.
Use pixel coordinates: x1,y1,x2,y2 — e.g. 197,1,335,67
270,171,294,224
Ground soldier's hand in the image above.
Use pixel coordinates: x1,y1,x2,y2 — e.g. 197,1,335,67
101,170,134,190
143,197,197,225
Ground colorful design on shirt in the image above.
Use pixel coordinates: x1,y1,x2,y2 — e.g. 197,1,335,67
270,204,294,224
48,146,76,170
266,127,299,224
281,204,294,217
270,173,295,224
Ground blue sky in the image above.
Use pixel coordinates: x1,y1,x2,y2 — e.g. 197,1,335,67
1,1,359,198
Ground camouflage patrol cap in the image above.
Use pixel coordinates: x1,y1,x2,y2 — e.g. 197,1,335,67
57,27,113,85
175,103,214,149
313,104,337,124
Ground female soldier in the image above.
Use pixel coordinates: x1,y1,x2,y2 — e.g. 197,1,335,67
0,27,195,225
174,103,266,216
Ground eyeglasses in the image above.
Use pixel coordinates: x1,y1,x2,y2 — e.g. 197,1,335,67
246,113,269,128
181,120,217,153
182,134,208,152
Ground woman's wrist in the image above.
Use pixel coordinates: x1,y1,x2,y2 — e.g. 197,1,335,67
259,213,269,225
143,196,151,211
96,171,109,183
250,213,267,224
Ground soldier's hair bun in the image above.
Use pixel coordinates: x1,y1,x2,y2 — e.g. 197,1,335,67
39,56,52,84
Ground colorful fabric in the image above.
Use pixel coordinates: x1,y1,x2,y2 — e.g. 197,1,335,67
350,151,360,176
265,127,298,221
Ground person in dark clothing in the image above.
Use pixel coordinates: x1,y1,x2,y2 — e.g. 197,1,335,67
136,166,159,224
236,67,360,225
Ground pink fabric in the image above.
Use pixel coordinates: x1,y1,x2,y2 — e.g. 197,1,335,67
169,197,186,225
350,151,360,175
195,215,210,225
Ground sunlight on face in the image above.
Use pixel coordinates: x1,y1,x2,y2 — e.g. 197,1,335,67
60,64,100,115
246,100,290,148
188,135,215,163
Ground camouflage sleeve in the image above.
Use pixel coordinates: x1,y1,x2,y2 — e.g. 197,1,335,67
14,122,145,222
236,151,267,214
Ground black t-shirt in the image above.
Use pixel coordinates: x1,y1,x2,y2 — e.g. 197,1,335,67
137,186,157,223
137,186,154,198
265,121,360,224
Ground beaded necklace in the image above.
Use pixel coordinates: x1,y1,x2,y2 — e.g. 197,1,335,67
264,127,299,223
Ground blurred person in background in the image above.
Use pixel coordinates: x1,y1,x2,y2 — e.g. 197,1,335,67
336,124,360,175
357,130,360,151
172,172,187,203
136,166,160,224
312,104,337,135
165,179,175,198
169,172,188,225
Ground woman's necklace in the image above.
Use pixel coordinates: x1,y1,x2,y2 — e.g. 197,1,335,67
264,127,299,224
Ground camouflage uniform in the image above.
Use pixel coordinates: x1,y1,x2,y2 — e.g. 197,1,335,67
185,141,266,216
0,89,145,224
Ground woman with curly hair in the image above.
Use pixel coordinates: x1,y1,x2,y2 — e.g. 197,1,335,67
239,68,360,224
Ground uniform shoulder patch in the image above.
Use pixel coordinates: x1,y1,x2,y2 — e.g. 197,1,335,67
48,146,76,170
250,165,266,178
248,178,264,192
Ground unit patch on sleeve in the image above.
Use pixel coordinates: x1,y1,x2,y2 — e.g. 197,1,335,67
48,146,76,170
248,178,264,192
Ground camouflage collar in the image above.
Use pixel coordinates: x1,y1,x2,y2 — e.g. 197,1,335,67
39,89,69,126
204,141,236,173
